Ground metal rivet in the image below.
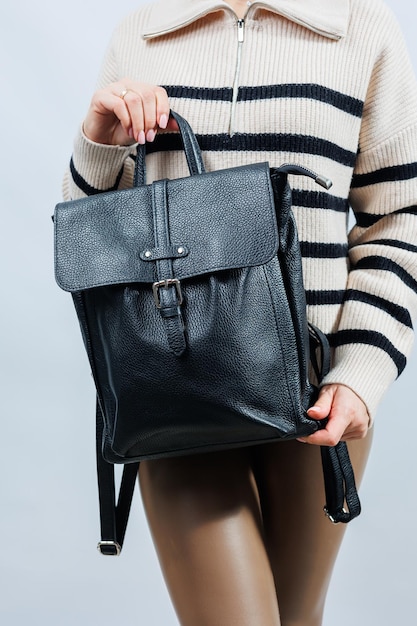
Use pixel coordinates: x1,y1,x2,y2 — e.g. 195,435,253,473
144,250,152,258
177,247,184,254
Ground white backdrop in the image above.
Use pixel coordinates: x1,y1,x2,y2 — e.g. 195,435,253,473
1,1,416,624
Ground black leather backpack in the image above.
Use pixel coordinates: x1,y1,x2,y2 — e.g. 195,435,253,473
54,111,360,555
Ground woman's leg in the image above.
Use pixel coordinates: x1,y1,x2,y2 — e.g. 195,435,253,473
139,448,281,626
251,432,373,626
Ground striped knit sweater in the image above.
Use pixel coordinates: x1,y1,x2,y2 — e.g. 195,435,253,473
65,0,417,420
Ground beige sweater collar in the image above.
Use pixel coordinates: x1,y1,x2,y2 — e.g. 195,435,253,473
142,0,350,40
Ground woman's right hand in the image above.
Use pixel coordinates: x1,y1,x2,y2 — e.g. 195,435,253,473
83,79,178,146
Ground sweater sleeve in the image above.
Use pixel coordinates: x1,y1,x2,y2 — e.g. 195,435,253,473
63,24,137,201
321,11,417,420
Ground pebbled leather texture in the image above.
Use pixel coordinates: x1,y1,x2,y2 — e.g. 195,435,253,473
55,115,323,464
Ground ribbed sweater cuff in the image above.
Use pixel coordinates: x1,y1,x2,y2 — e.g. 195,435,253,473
72,127,137,192
321,344,401,425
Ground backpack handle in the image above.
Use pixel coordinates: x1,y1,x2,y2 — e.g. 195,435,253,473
134,110,206,187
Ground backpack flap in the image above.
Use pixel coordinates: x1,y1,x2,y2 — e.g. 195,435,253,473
54,162,278,293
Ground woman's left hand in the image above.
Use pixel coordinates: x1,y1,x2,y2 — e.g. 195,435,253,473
297,384,370,446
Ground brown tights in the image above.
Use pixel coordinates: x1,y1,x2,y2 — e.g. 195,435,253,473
139,432,373,626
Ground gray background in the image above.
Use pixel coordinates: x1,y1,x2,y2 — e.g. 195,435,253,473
1,1,416,624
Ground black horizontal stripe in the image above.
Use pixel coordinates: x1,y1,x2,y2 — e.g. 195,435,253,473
328,329,406,375
354,213,383,228
237,84,364,116
164,85,232,101
354,205,417,228
300,242,348,259
163,83,363,117
306,290,345,306
344,289,412,328
351,162,417,188
397,205,417,216
147,133,356,166
70,157,124,196
353,256,417,293
292,190,348,213
306,289,413,328
355,238,417,254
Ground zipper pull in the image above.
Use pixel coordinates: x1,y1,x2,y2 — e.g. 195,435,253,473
274,164,333,189
237,19,245,42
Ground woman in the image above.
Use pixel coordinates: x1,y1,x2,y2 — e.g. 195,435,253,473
64,0,417,623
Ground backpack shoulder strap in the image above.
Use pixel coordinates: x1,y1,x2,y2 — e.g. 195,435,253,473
309,323,361,523
96,400,139,555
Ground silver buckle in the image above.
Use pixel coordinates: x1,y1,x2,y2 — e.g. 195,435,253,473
97,540,121,556
152,278,183,308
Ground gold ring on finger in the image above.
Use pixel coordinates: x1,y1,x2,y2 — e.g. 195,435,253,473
119,88,129,100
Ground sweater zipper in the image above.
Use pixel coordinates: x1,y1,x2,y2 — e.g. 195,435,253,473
229,18,245,136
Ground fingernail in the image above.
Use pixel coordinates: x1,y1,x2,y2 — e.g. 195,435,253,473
159,114,168,129
146,129,156,142
138,130,146,145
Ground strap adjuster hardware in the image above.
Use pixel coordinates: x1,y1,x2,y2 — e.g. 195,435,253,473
97,540,121,556
323,506,347,524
